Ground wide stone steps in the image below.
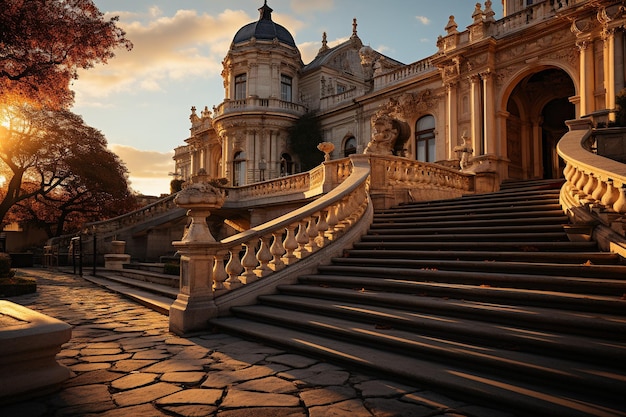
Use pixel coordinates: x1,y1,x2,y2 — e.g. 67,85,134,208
210,180,626,416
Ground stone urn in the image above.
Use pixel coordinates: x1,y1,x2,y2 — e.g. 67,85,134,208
174,173,226,243
317,142,335,161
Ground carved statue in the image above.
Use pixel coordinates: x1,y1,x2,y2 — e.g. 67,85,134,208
364,111,409,156
453,131,474,170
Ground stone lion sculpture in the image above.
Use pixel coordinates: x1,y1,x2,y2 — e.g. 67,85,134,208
364,112,410,156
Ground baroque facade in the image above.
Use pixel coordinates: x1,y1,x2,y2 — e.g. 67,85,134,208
173,0,626,186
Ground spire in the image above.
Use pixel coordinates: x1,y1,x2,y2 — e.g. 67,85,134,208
318,31,329,54
258,0,273,21
351,17,358,39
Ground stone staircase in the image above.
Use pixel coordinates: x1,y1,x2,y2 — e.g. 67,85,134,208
210,179,626,417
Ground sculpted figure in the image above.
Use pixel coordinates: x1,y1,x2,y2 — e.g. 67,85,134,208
364,113,399,155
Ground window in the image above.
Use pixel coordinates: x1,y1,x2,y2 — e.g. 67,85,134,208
233,151,246,186
337,83,346,94
343,137,357,157
235,74,247,100
281,75,292,102
415,115,436,162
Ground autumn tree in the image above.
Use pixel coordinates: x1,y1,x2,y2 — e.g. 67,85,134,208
0,105,135,236
0,0,132,108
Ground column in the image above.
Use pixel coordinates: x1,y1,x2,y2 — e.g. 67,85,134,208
482,71,496,154
604,29,616,115
577,39,593,116
469,74,483,155
446,82,458,158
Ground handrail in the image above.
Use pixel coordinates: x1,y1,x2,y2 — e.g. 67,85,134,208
557,118,626,215
173,154,371,298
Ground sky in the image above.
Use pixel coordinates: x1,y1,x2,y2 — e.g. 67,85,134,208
72,1,504,196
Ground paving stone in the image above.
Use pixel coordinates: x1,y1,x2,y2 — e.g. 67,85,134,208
80,348,123,356
296,370,351,387
111,372,159,390
84,403,171,417
63,369,122,388
80,353,133,362
364,397,434,417
165,336,197,346
300,385,357,407
266,353,319,368
69,362,111,372
160,371,206,385
141,359,206,373
220,389,300,408
218,407,306,417
112,382,182,407
235,376,298,394
50,384,112,407
155,388,223,405
57,349,81,358
201,365,276,388
355,379,417,398
160,405,218,417
132,349,172,360
308,399,374,417
172,345,212,360
110,359,158,372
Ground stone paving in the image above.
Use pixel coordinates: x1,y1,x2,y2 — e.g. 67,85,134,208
1,269,514,417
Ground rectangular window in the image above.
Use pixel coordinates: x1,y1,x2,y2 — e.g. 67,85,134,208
235,74,247,100
281,74,292,102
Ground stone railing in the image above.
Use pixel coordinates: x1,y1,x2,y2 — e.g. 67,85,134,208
213,97,307,118
373,57,436,91
557,118,626,253
169,154,373,334
320,87,361,111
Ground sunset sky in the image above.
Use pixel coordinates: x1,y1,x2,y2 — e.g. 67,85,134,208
72,1,504,195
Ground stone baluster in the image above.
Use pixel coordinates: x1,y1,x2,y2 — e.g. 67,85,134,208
281,224,299,265
325,203,340,241
613,184,626,214
294,219,310,258
576,171,588,195
240,239,259,284
601,179,618,209
316,209,329,248
305,215,319,252
569,168,582,193
254,235,273,277
591,177,607,203
582,173,597,202
213,250,228,293
225,244,243,290
269,231,286,271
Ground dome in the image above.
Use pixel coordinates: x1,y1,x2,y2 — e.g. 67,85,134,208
232,2,296,48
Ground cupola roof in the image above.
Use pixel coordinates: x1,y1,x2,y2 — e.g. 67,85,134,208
232,1,296,48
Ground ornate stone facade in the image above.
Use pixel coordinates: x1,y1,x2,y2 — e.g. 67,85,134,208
174,0,626,186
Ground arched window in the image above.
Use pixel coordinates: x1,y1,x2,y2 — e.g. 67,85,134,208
280,153,294,176
415,115,436,162
343,137,357,157
233,151,246,186
235,74,247,100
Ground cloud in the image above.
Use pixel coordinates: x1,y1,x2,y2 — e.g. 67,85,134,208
74,8,252,104
109,144,174,195
416,15,431,25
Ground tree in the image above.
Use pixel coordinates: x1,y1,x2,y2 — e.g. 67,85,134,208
0,105,135,236
0,0,132,109
287,112,324,172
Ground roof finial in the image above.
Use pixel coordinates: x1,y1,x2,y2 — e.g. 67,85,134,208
259,1,273,21
351,18,358,38
318,31,329,54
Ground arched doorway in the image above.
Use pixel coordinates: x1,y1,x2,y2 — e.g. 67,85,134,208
505,68,575,179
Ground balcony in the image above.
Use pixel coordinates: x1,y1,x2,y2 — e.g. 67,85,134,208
213,97,308,119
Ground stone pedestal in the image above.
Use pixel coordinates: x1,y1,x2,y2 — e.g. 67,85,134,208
104,240,130,270
0,301,72,402
169,174,225,335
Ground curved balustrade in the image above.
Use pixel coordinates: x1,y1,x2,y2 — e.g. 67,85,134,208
373,57,436,91
174,155,371,302
557,119,626,216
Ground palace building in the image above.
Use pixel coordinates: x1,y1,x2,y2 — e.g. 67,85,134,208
173,0,626,187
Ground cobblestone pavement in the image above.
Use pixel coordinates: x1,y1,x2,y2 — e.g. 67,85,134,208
1,269,513,417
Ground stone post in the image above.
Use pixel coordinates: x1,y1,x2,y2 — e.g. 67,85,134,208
169,173,225,335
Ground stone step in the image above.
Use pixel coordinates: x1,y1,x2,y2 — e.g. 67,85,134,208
361,231,569,242
228,303,626,396
372,204,563,224
273,286,626,343
328,257,626,280
344,248,623,264
210,317,625,417
368,223,568,235
115,268,179,288
296,274,626,315
353,240,599,251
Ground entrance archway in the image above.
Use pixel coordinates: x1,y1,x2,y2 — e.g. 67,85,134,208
505,68,575,179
